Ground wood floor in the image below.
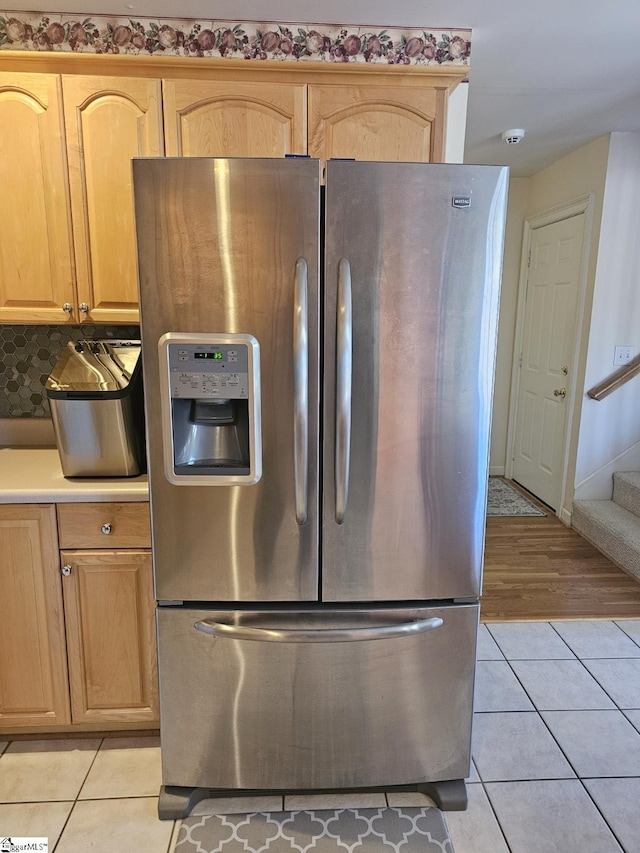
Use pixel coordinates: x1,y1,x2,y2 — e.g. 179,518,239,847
481,510,640,622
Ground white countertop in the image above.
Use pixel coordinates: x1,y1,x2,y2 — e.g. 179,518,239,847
0,448,149,503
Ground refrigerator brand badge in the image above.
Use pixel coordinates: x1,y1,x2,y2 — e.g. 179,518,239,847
452,196,471,209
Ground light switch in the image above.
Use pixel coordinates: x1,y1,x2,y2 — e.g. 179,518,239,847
614,346,635,365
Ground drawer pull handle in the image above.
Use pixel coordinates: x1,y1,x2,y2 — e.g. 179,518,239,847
194,616,443,643
101,523,112,534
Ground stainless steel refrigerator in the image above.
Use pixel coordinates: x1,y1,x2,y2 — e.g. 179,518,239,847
133,157,508,819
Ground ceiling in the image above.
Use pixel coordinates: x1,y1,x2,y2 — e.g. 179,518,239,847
7,0,640,176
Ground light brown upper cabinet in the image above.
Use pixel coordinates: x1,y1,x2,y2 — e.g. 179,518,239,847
0,73,76,323
0,55,465,324
163,78,307,157
309,84,444,163
62,75,163,324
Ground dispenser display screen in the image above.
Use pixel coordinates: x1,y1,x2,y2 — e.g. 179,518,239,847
167,341,250,400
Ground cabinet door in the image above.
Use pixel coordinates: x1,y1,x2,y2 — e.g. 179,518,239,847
309,84,444,164
163,79,306,157
62,76,163,324
0,73,75,323
60,549,158,725
0,505,70,728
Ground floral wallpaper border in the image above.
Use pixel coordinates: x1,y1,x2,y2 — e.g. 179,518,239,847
0,11,470,65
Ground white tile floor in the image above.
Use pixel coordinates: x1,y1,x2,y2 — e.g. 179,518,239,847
470,619,640,853
0,619,638,852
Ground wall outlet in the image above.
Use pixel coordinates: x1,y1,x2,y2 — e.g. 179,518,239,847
614,346,635,365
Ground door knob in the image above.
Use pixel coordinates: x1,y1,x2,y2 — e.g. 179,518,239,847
61,564,72,577
554,388,566,399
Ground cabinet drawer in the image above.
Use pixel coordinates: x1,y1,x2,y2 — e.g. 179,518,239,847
57,502,151,548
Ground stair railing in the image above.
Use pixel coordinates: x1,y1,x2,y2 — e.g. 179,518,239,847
587,354,640,401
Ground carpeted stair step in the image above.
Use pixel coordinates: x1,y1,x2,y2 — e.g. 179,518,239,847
613,471,640,518
572,499,640,582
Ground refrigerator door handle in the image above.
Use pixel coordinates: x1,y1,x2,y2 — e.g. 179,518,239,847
335,257,353,524
293,257,309,524
193,616,443,643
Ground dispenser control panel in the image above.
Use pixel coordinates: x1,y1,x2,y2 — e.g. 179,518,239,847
167,344,250,400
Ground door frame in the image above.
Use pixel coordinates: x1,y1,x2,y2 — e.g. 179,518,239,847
505,194,594,523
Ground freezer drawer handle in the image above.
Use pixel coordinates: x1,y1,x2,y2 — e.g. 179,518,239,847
193,616,443,643
335,257,353,524
293,257,309,524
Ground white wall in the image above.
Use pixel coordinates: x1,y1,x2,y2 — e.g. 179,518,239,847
444,82,468,165
490,177,529,474
489,136,611,511
526,136,609,219
526,136,610,511
491,134,640,507
574,132,640,499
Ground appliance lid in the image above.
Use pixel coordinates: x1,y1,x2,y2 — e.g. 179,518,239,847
45,339,141,399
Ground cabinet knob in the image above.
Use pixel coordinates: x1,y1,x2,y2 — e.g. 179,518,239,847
101,523,112,535
62,303,73,314
61,564,72,577
79,303,89,314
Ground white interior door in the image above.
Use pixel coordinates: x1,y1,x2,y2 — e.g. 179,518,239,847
512,212,585,509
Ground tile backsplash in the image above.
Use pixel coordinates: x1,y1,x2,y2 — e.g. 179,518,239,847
0,325,140,417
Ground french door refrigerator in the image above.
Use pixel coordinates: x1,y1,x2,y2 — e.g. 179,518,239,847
133,157,508,819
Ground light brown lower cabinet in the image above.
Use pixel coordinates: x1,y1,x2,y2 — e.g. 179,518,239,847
60,549,158,725
0,505,71,728
0,502,158,733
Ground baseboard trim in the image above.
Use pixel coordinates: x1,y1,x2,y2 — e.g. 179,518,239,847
559,506,572,527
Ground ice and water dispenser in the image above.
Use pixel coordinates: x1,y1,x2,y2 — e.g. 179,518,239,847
158,333,262,485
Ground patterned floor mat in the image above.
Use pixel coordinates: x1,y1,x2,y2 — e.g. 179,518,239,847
487,477,546,516
174,807,453,852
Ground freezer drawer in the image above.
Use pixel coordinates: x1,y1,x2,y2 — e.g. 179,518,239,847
158,603,478,791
